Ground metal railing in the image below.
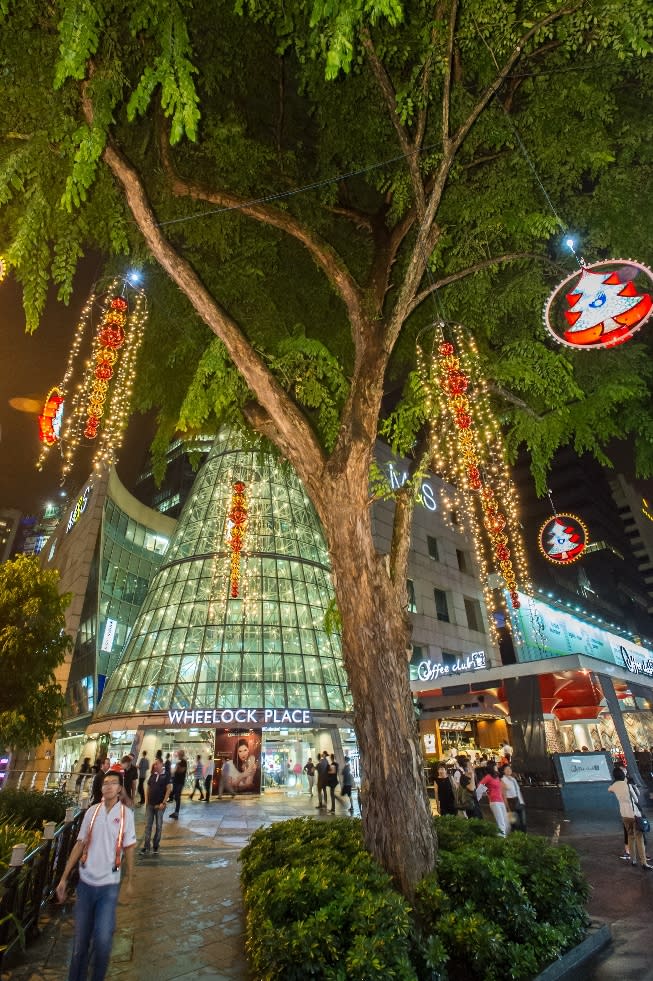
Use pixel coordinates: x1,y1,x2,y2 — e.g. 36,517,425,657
1,769,94,803
0,807,84,965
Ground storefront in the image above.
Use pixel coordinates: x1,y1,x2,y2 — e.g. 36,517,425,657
412,591,653,788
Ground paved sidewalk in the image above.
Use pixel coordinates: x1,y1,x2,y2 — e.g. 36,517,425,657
1,792,651,980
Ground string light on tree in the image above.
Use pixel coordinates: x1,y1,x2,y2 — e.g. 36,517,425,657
417,326,531,629
36,274,148,480
0,255,7,283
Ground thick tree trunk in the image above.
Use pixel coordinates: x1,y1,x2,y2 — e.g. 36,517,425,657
323,489,437,898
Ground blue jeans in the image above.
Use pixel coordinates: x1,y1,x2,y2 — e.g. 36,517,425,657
143,804,165,850
69,879,120,981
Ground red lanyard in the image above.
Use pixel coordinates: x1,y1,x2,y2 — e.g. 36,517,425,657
81,802,126,872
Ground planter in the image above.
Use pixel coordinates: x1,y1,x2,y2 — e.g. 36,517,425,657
534,921,611,981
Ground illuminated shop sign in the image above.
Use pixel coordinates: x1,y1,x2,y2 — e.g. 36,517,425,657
620,646,653,679
101,618,118,653
66,484,92,533
167,707,313,726
511,592,653,681
415,650,487,683
387,464,437,512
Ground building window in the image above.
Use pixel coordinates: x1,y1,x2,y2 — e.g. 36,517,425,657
456,548,470,573
434,588,450,622
406,579,417,613
427,536,439,561
464,596,484,632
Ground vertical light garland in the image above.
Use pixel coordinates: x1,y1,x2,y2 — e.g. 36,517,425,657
417,325,531,631
227,481,248,598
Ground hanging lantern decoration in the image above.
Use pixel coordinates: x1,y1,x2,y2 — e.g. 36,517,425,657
38,387,65,446
544,259,653,349
84,296,128,439
226,481,248,598
538,513,588,564
418,329,531,622
0,256,6,283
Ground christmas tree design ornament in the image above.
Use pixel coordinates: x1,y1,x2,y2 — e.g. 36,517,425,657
544,259,653,349
538,513,588,564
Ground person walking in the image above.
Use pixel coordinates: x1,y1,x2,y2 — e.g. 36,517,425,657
55,768,136,981
303,757,316,796
340,756,354,814
189,754,205,800
90,758,110,805
121,755,138,805
501,764,527,832
169,750,187,820
137,751,149,806
434,765,458,817
140,759,172,855
75,757,92,793
608,765,652,870
204,758,214,801
326,754,339,813
479,762,511,837
315,751,329,809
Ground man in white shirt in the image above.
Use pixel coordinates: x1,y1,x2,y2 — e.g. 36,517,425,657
56,769,136,981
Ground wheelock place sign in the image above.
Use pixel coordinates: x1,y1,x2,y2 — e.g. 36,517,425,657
167,707,313,726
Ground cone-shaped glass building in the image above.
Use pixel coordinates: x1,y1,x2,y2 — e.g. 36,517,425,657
94,430,351,728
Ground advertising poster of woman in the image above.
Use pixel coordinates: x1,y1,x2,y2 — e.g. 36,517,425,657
215,729,262,795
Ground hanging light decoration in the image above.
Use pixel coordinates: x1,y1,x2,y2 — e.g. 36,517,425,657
35,275,148,479
38,387,65,446
538,512,588,564
226,481,248,598
0,256,7,283
417,326,531,626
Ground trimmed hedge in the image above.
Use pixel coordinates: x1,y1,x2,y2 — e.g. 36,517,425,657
240,816,589,981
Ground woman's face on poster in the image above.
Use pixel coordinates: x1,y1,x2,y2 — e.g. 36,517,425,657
238,743,250,763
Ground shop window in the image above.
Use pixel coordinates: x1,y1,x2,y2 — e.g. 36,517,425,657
464,596,484,632
434,588,450,623
406,579,417,613
427,536,440,561
456,548,470,573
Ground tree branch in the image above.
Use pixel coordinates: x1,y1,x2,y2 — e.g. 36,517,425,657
407,252,534,316
415,16,441,150
442,0,459,146
82,93,327,498
361,27,426,220
158,126,367,342
449,2,583,159
487,382,542,419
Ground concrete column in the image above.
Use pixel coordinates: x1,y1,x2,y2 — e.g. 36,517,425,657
597,673,646,792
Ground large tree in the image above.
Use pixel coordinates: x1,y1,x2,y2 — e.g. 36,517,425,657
0,556,70,749
1,0,653,894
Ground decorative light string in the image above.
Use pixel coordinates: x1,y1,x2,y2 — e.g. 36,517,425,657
417,326,532,629
227,480,248,598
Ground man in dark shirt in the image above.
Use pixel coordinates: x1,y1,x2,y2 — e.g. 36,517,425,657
315,751,330,809
90,758,110,804
169,750,187,820
121,754,139,803
140,759,172,855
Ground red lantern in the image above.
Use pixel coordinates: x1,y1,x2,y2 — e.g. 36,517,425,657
439,341,454,357
110,297,128,312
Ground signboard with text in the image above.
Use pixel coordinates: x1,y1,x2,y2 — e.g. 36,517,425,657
557,753,612,784
167,707,312,727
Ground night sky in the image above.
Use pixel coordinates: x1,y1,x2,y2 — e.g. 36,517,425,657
0,263,151,516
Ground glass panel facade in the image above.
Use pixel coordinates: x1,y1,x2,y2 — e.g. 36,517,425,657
95,431,351,718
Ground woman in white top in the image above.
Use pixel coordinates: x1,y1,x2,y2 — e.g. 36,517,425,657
608,766,651,869
501,764,526,832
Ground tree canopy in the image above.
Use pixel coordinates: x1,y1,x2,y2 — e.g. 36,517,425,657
2,0,653,893
0,556,70,749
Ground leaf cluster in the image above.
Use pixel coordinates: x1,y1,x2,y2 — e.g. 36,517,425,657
0,556,71,748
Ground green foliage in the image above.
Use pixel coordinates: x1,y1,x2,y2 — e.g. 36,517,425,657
0,556,71,749
241,815,591,981
0,822,42,871
0,790,78,830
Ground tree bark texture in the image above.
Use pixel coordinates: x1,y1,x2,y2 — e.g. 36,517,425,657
321,485,437,897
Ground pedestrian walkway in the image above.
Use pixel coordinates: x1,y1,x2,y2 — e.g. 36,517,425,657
1,792,651,980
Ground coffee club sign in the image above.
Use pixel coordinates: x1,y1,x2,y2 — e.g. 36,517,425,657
414,650,487,683
167,707,313,727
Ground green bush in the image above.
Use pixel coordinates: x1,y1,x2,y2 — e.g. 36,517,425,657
240,816,591,981
0,822,42,871
0,789,77,830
